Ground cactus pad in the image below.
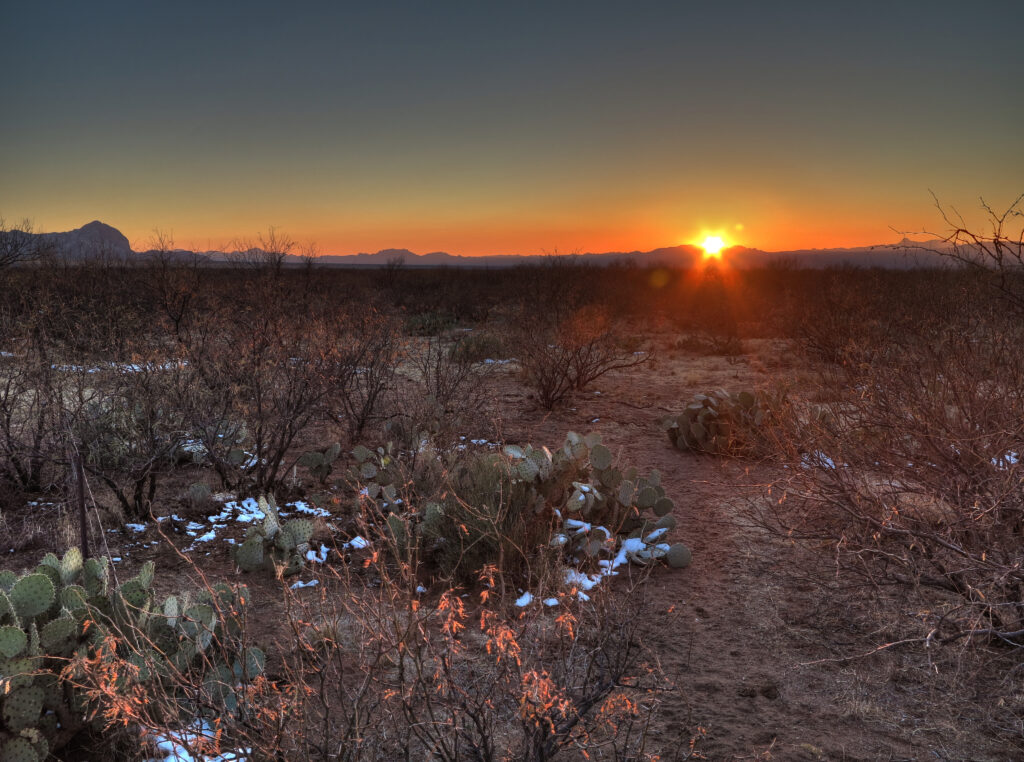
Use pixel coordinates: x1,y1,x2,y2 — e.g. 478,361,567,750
589,444,613,470
11,574,55,620
0,738,40,762
40,616,79,653
2,684,44,731
666,543,692,569
0,625,27,658
233,537,265,572
59,547,83,586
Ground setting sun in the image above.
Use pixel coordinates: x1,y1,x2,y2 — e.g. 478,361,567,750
701,236,726,257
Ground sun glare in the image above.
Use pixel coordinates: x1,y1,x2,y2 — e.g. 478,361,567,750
701,236,725,258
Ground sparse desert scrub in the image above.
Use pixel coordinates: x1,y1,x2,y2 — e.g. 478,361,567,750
4,255,1020,757
0,309,64,497
178,296,396,491
207,538,682,761
754,304,1024,658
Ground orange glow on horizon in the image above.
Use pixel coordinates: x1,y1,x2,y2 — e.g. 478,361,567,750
40,206,949,259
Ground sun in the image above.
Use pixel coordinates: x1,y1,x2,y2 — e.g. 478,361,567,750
701,235,725,258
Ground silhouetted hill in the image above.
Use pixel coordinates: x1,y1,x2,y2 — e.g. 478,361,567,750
42,220,133,260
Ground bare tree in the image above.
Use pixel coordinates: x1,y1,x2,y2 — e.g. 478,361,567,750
0,217,51,269
145,229,201,343
230,226,295,275
902,192,1024,313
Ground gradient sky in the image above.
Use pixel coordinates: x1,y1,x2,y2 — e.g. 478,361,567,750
2,1,1021,256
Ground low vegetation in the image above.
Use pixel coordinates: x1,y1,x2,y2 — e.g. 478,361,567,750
1,203,1022,757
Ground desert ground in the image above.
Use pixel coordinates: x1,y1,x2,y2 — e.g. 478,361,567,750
1,262,1021,761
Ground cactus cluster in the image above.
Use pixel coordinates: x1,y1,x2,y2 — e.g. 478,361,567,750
0,550,262,760
298,442,342,483
349,444,406,513
664,389,766,455
232,495,315,576
352,431,692,583
514,432,692,570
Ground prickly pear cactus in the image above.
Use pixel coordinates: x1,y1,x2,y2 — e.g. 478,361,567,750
0,549,263,757
351,429,692,582
664,389,766,455
541,432,692,572
299,441,342,483
231,494,313,576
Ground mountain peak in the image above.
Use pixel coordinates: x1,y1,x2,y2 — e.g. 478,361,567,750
42,220,133,259
80,220,117,232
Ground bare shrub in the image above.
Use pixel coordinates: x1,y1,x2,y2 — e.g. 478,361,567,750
332,308,403,441
70,357,188,520
0,308,63,494
757,305,1024,652
230,225,296,275
512,304,648,409
142,229,202,342
0,216,53,269
181,299,359,492
388,335,495,449
449,330,508,365
225,548,673,761
906,193,1024,314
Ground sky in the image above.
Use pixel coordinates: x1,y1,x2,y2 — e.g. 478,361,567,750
1,1,1021,256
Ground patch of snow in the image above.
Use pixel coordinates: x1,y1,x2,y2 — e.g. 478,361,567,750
212,498,264,524
290,579,319,590
125,523,147,533
515,591,534,607
543,597,560,607
143,718,249,762
343,536,370,550
179,439,207,455
609,537,647,570
801,451,836,469
184,521,205,537
992,451,1020,469
564,518,591,534
306,544,330,564
564,569,602,592
289,501,330,517
644,527,668,542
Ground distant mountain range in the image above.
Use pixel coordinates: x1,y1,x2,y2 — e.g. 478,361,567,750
24,221,955,269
